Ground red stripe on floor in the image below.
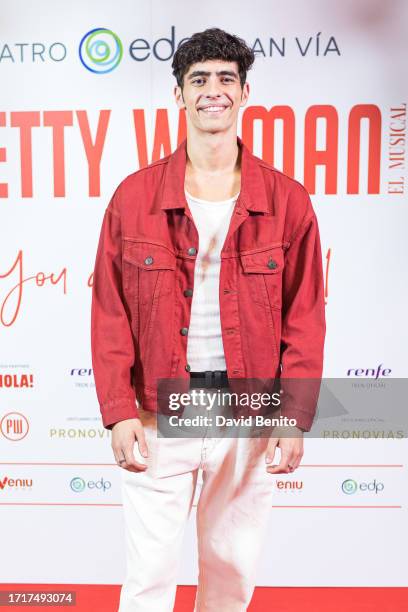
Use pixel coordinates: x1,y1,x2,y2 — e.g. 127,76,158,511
0,584,407,611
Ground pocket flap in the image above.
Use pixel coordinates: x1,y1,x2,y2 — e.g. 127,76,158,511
240,244,285,274
123,240,176,270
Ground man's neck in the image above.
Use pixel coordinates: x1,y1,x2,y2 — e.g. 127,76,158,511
186,129,240,173
184,129,241,201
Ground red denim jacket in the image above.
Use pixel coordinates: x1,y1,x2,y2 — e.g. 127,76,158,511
91,136,326,431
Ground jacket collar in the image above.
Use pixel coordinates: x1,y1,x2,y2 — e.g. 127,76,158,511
160,135,269,213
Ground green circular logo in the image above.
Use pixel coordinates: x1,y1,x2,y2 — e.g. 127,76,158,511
79,28,123,74
341,479,358,494
70,476,86,492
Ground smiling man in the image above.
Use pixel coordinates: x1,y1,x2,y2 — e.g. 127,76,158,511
91,27,326,612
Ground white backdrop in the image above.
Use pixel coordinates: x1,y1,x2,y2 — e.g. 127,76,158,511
1,0,407,587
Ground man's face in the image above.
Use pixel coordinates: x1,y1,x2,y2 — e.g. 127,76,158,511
174,59,249,134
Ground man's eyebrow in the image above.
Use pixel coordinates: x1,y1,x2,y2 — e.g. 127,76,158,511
187,70,238,80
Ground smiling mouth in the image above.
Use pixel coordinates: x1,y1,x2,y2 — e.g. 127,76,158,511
198,105,229,115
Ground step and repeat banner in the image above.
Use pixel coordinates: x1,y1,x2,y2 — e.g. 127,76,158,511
1,0,407,588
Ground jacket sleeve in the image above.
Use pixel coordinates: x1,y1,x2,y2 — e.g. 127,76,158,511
91,187,140,429
279,196,326,432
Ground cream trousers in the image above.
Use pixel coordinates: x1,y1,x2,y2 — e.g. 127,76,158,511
118,405,275,612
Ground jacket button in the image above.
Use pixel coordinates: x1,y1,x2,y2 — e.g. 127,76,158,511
144,256,154,265
180,327,189,336
187,247,197,256
185,364,191,372
183,289,193,297
267,259,278,269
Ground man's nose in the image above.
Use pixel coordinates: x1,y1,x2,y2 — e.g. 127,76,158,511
204,77,224,97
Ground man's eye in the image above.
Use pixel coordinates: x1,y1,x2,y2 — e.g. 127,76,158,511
192,78,204,85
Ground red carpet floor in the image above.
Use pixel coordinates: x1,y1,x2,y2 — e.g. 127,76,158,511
1,585,407,611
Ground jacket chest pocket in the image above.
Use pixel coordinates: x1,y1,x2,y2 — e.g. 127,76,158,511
239,244,285,310
122,239,177,305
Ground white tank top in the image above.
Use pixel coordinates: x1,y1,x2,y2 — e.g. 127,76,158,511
185,188,239,371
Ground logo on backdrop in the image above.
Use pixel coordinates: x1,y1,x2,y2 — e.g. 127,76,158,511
70,367,95,390
346,364,392,378
70,476,111,493
275,480,304,492
0,475,33,490
0,372,34,388
341,479,358,494
70,477,86,492
341,478,384,494
49,427,110,439
79,28,123,74
0,412,29,441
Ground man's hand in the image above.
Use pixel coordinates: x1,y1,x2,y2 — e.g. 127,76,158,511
111,418,148,472
265,425,304,473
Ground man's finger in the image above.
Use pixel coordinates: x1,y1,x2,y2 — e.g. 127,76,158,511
265,438,278,464
122,443,147,472
135,423,149,458
267,461,290,474
112,449,127,468
288,451,303,472
267,445,290,473
267,451,299,473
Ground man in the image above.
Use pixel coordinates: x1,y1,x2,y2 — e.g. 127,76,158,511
91,27,326,612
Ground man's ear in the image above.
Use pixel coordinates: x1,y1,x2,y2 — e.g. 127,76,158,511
174,85,185,109
181,91,186,108
240,81,250,107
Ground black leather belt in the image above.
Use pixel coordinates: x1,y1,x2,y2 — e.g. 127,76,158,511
189,370,229,389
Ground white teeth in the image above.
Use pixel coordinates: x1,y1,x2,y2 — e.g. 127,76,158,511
200,106,226,112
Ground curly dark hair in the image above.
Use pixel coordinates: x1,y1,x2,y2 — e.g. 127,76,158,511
172,27,255,89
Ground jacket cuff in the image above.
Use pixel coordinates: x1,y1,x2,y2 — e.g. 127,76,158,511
100,396,140,430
